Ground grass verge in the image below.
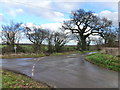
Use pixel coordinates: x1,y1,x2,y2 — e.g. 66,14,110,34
1,50,93,59
85,53,120,71
2,69,50,88
1,53,46,59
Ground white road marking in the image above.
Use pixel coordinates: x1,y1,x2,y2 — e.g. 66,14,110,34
31,57,45,77
32,69,34,72
33,65,35,68
32,72,34,76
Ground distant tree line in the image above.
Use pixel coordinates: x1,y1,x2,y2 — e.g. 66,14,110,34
1,22,69,53
24,26,69,53
1,9,118,54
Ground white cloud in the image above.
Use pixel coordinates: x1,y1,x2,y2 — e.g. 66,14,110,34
19,39,31,44
54,11,64,17
16,8,24,13
23,22,63,32
41,23,62,31
0,13,4,22
67,40,77,45
0,13,7,24
24,23,36,27
54,2,80,12
22,22,62,31
101,3,117,11
52,0,119,2
98,10,118,26
0,0,66,22
1,0,118,23
4,8,24,17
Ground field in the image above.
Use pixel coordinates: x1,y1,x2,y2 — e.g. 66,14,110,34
86,53,120,71
1,51,86,59
1,44,77,54
2,69,50,88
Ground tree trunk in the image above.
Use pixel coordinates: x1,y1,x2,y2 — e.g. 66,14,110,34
77,41,81,50
81,37,87,51
48,42,53,53
34,44,41,53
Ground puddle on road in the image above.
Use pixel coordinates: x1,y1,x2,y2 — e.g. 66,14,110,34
67,56,77,58
13,58,34,61
85,52,97,55
2,58,35,66
1,58,34,61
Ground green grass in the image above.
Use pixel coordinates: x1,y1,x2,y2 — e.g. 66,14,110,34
1,50,94,59
1,53,46,59
1,51,81,59
20,45,35,53
51,51,81,56
2,69,50,88
0,45,7,48
85,53,120,71
50,50,95,56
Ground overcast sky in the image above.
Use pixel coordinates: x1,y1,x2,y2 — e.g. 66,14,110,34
0,0,119,44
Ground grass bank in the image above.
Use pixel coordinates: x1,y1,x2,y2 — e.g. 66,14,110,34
85,53,120,71
1,50,92,59
2,69,50,88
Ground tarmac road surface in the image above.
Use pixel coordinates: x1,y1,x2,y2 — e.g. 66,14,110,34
2,53,118,88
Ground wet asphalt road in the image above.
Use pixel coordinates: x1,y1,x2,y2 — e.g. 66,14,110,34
2,53,118,88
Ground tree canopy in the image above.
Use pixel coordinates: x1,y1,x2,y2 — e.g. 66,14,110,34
2,21,23,46
62,9,112,50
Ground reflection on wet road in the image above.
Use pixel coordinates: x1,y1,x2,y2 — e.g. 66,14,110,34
2,53,118,88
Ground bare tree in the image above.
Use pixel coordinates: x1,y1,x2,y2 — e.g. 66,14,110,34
74,34,82,50
46,30,54,53
101,27,118,47
53,31,69,52
24,26,47,52
62,9,112,50
2,21,22,47
86,37,92,50
92,37,104,50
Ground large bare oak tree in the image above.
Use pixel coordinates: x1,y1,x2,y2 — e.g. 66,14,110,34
62,9,112,50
